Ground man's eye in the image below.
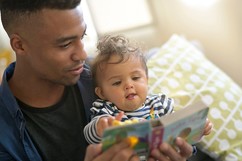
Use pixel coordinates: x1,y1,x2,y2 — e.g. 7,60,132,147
112,81,121,86
59,42,71,48
81,33,87,40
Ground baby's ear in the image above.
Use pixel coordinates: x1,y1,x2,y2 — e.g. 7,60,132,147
95,87,106,99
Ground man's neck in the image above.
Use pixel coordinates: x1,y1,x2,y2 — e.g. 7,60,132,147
9,75,65,108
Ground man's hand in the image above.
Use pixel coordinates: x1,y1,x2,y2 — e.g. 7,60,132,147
84,140,139,161
148,137,193,161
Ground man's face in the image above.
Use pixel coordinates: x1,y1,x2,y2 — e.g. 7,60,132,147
17,7,87,85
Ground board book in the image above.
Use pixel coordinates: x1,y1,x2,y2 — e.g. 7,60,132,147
101,101,209,158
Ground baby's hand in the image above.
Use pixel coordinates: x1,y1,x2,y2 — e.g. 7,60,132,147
96,116,114,137
96,112,125,136
203,118,213,136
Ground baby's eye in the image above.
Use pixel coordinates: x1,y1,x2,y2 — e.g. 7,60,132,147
132,76,140,81
112,81,121,86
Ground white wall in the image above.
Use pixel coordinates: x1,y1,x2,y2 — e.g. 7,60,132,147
158,0,242,87
120,0,242,87
0,15,11,49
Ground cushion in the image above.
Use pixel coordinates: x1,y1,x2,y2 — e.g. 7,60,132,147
0,49,13,82
147,34,242,160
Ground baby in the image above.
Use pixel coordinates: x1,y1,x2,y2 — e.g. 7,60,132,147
84,35,212,144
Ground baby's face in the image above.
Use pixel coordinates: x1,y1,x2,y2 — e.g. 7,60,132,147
95,55,148,111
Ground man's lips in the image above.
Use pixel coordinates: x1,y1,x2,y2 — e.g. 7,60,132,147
69,65,84,75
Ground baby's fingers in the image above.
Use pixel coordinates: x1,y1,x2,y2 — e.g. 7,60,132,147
203,119,213,135
97,118,110,136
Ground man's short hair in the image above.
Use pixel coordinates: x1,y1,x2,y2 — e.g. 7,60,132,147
0,0,81,35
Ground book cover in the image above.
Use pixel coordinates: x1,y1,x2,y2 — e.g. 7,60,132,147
101,101,209,156
158,101,209,147
102,120,151,157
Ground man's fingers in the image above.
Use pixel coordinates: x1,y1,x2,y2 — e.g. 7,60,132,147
175,137,193,158
149,147,170,161
148,137,193,161
84,144,102,161
99,139,137,161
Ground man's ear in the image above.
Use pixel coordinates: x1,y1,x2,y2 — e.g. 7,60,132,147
10,34,26,55
95,87,106,100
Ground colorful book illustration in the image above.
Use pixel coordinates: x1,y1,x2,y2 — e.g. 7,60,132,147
102,101,209,157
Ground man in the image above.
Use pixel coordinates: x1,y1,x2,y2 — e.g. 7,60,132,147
0,0,193,160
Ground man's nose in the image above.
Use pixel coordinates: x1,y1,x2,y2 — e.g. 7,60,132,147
72,40,87,61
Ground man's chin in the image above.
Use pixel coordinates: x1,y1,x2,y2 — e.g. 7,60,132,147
62,77,80,86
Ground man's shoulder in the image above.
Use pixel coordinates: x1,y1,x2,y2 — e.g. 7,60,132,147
79,64,92,79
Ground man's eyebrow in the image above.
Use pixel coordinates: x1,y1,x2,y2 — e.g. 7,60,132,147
55,24,87,44
56,36,77,44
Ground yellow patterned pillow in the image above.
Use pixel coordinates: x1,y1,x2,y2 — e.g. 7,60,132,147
0,49,13,82
147,35,242,160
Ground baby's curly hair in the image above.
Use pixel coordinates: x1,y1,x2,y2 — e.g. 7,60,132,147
91,35,148,86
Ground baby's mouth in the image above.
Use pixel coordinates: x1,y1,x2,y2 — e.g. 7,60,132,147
126,93,136,100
